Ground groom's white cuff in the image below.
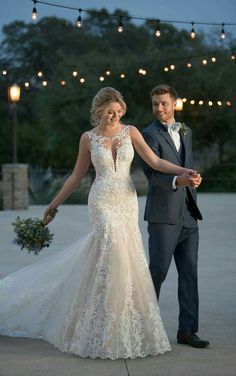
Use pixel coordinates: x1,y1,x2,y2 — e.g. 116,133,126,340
172,176,178,190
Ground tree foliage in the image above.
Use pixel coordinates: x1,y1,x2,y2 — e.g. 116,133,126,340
0,11,235,170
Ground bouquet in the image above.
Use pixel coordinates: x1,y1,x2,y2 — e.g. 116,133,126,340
12,209,58,255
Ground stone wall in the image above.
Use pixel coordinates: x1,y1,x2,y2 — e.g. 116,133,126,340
2,164,29,210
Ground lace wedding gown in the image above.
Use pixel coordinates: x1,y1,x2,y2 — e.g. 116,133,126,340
0,125,171,359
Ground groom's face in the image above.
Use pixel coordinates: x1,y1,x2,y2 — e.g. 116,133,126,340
152,93,176,124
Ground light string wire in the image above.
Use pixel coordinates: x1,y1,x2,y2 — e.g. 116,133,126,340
30,0,236,27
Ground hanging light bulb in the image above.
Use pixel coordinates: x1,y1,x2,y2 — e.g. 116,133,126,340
118,16,123,33
155,20,161,37
221,23,225,39
32,0,37,20
211,57,216,62
106,70,111,76
2,69,7,75
208,101,213,106
77,9,82,28
231,51,235,60
190,22,196,39
187,62,192,68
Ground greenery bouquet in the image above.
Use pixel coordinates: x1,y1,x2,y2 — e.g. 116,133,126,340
12,209,58,255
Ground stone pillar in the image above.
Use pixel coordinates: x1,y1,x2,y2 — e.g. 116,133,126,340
2,164,29,210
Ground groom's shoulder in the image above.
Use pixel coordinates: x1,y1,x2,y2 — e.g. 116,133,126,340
142,120,157,135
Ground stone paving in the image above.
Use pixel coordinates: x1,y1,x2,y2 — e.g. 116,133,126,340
0,193,236,376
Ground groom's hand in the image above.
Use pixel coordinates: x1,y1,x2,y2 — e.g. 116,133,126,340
176,172,202,188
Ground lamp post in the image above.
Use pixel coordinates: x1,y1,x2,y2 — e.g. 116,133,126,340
8,84,21,163
175,98,184,112
3,83,28,210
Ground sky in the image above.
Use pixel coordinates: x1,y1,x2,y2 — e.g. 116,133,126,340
0,0,236,38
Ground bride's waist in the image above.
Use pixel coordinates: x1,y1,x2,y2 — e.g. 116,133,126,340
90,175,134,191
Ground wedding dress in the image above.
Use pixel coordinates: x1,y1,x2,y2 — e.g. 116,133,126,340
0,125,171,359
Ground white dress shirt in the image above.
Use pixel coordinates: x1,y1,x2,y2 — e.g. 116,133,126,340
162,120,181,190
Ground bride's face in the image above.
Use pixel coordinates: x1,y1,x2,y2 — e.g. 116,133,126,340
100,102,124,126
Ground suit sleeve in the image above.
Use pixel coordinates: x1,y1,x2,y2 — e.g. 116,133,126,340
142,130,175,191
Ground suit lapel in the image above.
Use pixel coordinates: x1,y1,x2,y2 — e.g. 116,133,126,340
154,120,182,164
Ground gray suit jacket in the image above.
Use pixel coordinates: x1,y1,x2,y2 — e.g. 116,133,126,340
142,120,202,224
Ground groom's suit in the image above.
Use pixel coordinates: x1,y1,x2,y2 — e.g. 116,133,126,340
142,119,202,333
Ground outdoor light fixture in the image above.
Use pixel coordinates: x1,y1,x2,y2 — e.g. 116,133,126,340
155,20,161,37
8,84,21,103
221,23,225,39
190,22,196,39
8,84,21,163
32,0,37,20
175,98,183,111
77,9,82,28
118,16,123,33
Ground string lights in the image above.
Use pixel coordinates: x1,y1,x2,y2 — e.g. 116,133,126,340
2,50,234,84
30,0,236,39
3,69,234,106
19,76,236,107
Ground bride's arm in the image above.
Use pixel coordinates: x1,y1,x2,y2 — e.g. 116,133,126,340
130,126,193,175
43,133,91,223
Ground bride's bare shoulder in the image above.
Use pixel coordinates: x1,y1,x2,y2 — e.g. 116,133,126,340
128,125,142,140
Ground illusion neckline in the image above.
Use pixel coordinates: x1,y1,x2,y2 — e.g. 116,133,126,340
91,125,127,140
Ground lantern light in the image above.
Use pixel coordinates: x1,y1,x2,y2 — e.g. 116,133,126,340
8,84,21,103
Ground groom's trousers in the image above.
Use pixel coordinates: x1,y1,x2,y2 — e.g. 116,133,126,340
148,221,199,333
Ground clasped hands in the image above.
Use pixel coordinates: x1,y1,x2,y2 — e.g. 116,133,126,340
176,170,202,189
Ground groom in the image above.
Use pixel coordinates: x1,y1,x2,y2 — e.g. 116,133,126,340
142,84,209,348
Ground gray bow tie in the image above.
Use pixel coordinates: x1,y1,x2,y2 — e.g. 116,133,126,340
167,123,181,132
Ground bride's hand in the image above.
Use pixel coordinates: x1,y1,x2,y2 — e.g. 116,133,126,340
184,169,198,176
43,207,58,225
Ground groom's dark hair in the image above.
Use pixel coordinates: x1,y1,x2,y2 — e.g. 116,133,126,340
150,84,178,100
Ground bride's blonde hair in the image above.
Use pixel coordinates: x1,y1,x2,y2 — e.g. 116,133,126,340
90,87,127,127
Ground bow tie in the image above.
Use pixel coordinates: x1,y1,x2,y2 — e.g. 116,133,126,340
166,122,181,132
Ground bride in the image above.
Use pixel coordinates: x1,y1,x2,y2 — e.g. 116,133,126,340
0,87,199,359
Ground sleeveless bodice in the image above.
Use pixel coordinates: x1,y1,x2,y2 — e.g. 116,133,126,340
86,126,138,230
